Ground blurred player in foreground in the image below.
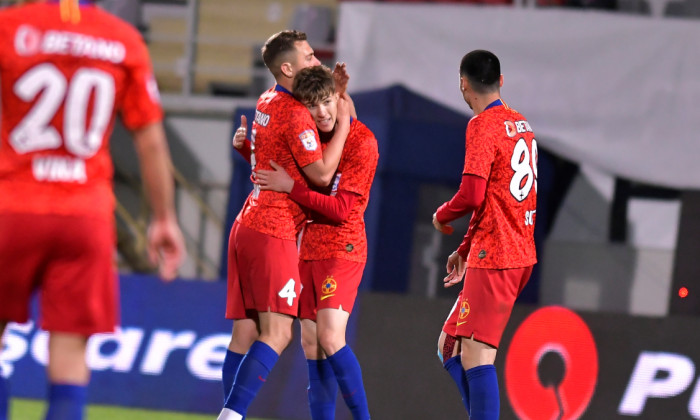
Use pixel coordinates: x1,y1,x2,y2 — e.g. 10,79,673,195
0,1,185,419
432,50,537,420
219,31,350,420
240,65,378,419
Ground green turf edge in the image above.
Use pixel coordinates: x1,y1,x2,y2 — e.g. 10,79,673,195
11,398,275,420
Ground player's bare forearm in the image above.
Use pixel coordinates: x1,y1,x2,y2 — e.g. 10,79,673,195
302,103,350,186
132,122,185,280
133,123,177,222
332,63,358,120
343,93,358,120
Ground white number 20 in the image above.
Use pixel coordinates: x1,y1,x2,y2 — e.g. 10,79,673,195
10,63,115,158
278,278,297,307
510,138,538,202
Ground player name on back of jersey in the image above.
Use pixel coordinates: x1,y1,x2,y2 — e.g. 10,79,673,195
504,119,533,137
254,110,270,127
32,156,86,183
15,25,126,64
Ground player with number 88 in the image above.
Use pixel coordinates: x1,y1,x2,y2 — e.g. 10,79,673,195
431,50,537,420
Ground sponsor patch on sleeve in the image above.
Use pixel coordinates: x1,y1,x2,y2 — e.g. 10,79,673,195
299,130,318,151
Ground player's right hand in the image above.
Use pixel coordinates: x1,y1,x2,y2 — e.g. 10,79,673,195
432,212,454,235
147,217,186,282
255,160,295,193
232,115,247,149
332,62,349,96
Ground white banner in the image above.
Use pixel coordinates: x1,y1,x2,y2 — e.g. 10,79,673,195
337,4,700,189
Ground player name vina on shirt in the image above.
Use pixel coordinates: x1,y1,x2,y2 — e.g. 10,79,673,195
0,2,162,220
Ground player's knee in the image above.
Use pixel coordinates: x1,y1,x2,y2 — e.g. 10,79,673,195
275,328,294,348
300,330,318,355
230,322,259,350
317,328,344,356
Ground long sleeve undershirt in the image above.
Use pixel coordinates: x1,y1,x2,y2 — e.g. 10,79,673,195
289,182,357,224
435,174,487,259
235,139,357,223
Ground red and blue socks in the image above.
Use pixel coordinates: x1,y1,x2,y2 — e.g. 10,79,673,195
444,355,470,414
222,350,245,402
224,341,279,417
327,345,369,420
45,383,87,420
465,364,499,420
307,358,338,419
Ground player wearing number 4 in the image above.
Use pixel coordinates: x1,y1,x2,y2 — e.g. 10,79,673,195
242,65,377,419
0,1,186,420
432,50,537,420
219,31,350,420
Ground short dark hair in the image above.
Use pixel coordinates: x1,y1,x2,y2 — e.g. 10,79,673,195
261,30,308,78
459,50,500,94
293,65,335,105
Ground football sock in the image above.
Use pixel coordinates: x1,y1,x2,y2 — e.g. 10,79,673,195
307,358,338,420
465,364,499,420
45,383,87,420
327,346,370,420
222,350,245,402
444,355,470,414
0,373,8,420
223,341,279,416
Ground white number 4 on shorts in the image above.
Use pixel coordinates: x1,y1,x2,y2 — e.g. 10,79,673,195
278,278,297,306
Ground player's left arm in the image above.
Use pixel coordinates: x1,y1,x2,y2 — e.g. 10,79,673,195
433,117,493,234
122,33,185,281
301,95,352,186
256,160,358,223
433,174,486,233
132,123,186,281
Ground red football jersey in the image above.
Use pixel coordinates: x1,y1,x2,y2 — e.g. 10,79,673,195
300,119,378,263
236,85,323,241
462,102,537,269
0,2,162,221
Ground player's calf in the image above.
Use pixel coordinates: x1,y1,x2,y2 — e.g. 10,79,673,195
438,332,470,414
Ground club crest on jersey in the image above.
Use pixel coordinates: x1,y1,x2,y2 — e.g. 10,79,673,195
320,276,337,300
459,300,470,320
299,130,318,151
